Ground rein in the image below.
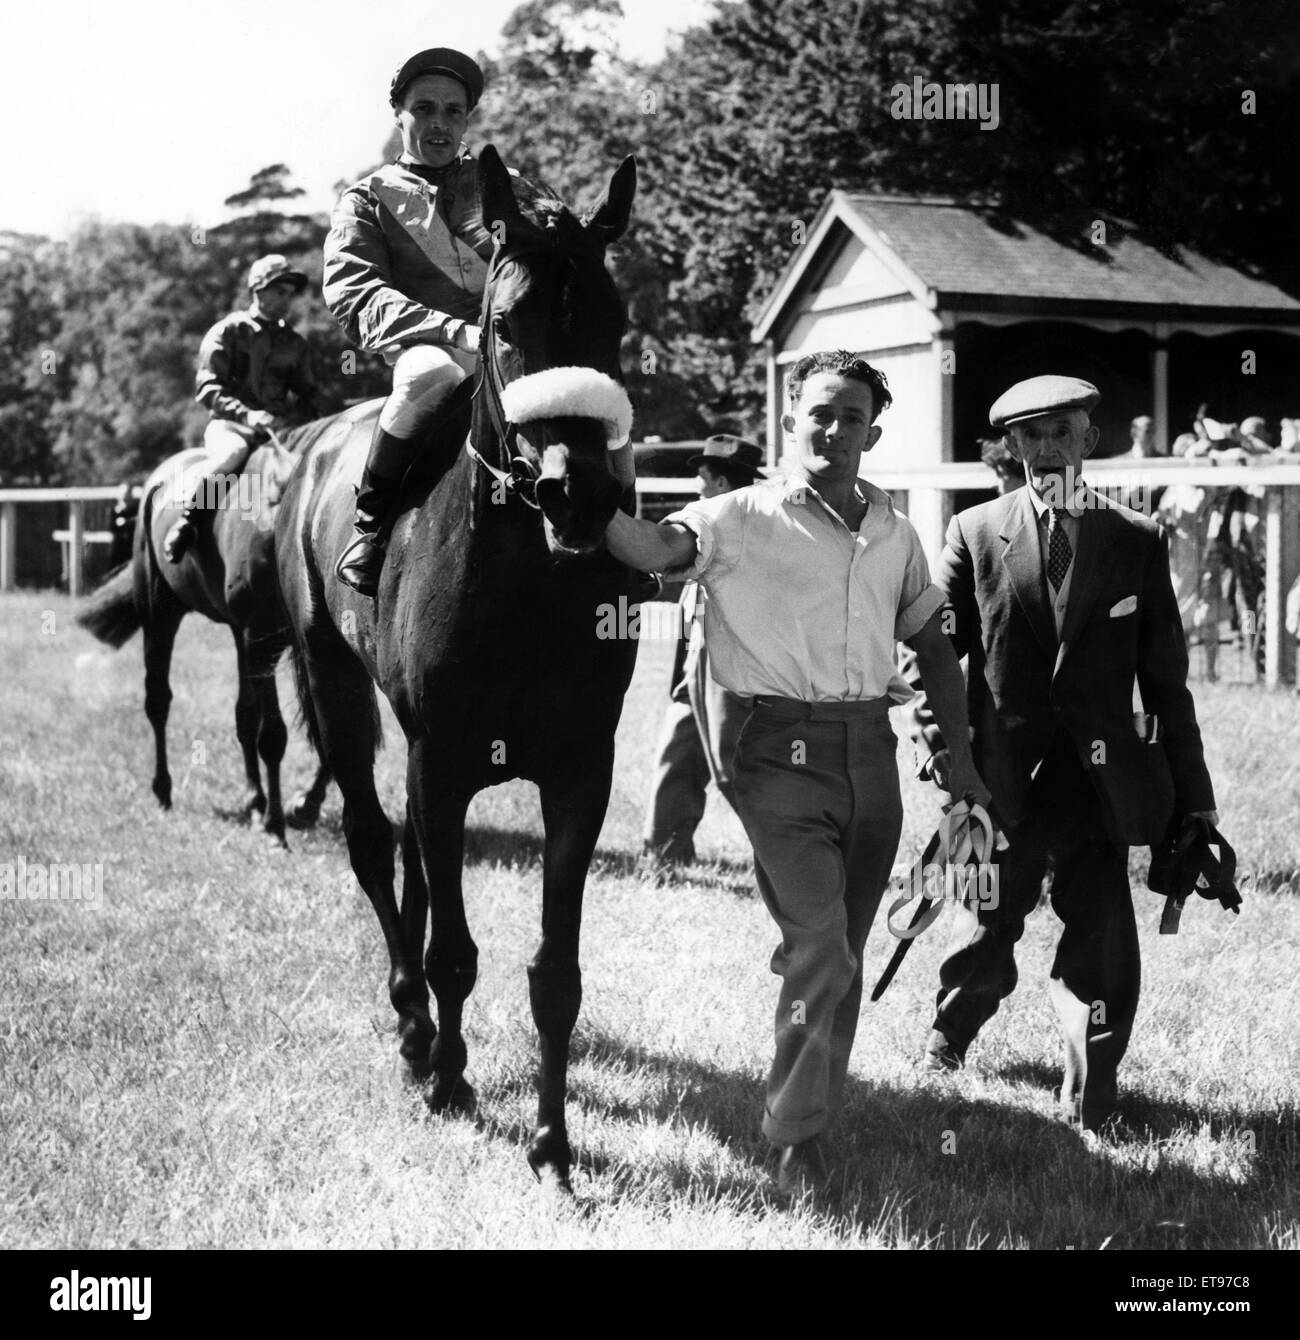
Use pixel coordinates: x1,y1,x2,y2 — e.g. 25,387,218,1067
464,238,556,512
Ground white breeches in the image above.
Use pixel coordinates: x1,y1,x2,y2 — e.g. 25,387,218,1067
200,419,261,475
380,344,477,439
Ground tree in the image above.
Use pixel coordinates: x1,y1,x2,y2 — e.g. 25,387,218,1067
642,0,1300,426
0,234,64,482
472,0,719,436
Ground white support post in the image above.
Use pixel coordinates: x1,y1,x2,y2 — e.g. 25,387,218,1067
0,502,15,591
67,500,84,599
1152,323,1170,456
765,341,781,468
1264,485,1299,688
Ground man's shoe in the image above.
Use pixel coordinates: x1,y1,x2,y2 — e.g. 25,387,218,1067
775,1136,829,1200
923,1028,966,1073
335,530,388,596
162,515,196,564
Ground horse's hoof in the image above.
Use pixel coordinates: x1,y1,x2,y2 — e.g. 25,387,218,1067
240,793,268,821
399,1029,436,1084
284,793,321,830
425,1075,477,1117
152,782,172,810
532,1161,574,1196
526,1127,573,1191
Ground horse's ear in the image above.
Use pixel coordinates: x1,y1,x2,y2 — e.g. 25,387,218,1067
478,144,520,237
583,156,637,245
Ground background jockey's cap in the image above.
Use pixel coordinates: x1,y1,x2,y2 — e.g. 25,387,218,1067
390,47,485,109
247,255,308,293
989,375,1100,430
687,434,766,480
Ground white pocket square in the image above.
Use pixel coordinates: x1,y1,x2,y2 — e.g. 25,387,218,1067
1110,596,1138,618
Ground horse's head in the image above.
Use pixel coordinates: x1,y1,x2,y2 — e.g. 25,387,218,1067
476,145,636,557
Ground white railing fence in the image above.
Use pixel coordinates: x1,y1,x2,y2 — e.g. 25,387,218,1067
4,461,1298,685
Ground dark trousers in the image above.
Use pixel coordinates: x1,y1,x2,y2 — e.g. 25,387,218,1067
932,735,1138,1122
644,637,748,861
731,696,902,1144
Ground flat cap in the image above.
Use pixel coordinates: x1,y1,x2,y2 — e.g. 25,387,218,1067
687,434,766,479
989,376,1100,430
390,47,484,108
247,254,308,293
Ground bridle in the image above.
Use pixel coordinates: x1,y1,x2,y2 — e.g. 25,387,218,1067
464,235,573,512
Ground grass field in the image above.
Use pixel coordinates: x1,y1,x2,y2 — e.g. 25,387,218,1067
1,589,1297,1249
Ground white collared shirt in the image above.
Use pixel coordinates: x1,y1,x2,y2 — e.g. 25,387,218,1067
663,475,945,702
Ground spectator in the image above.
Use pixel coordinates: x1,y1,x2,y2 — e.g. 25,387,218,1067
643,435,763,866
1123,415,1156,459
979,436,1022,495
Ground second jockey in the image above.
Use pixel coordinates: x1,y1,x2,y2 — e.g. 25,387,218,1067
163,254,319,563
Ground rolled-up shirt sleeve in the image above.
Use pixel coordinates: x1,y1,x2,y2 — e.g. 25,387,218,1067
893,523,947,641
661,493,744,582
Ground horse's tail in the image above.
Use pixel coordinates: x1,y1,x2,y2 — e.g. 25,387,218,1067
74,562,141,648
288,638,325,760
288,632,383,763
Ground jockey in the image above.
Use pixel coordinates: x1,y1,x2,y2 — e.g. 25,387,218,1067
324,46,635,596
163,255,319,562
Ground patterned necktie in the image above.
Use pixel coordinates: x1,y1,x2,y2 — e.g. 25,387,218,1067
1047,508,1073,589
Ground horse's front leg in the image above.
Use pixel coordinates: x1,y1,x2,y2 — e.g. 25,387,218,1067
143,602,184,810
407,736,477,1113
245,630,288,844
529,749,615,1189
232,631,268,821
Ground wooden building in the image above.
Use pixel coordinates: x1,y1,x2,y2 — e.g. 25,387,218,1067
751,192,1300,549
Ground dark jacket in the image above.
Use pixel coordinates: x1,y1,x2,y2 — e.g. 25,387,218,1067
195,310,318,426
910,486,1215,846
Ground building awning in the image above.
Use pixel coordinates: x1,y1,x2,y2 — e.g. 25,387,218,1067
753,193,1300,342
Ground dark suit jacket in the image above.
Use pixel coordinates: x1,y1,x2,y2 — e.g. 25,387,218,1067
911,487,1215,847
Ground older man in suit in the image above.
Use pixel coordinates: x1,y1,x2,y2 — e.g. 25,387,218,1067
910,375,1220,1130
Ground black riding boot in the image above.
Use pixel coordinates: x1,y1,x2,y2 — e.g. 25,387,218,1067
335,424,418,597
162,484,201,563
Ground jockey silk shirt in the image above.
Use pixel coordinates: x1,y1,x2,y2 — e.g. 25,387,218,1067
665,475,945,703
323,151,492,360
195,309,318,426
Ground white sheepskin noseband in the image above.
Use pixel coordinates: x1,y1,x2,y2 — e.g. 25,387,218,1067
499,367,633,450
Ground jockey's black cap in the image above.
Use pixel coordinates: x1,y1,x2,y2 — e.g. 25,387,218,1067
390,48,485,109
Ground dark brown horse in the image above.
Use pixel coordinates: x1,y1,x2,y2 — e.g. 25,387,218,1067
76,438,332,841
276,146,638,1187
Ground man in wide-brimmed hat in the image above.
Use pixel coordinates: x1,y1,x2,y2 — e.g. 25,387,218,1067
644,434,765,865
163,254,318,562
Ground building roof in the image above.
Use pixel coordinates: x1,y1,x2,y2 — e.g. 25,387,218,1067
753,192,1300,341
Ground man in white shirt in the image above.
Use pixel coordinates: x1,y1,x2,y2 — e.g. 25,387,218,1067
606,350,990,1196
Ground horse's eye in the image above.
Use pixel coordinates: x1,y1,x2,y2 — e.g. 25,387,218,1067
494,315,512,343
